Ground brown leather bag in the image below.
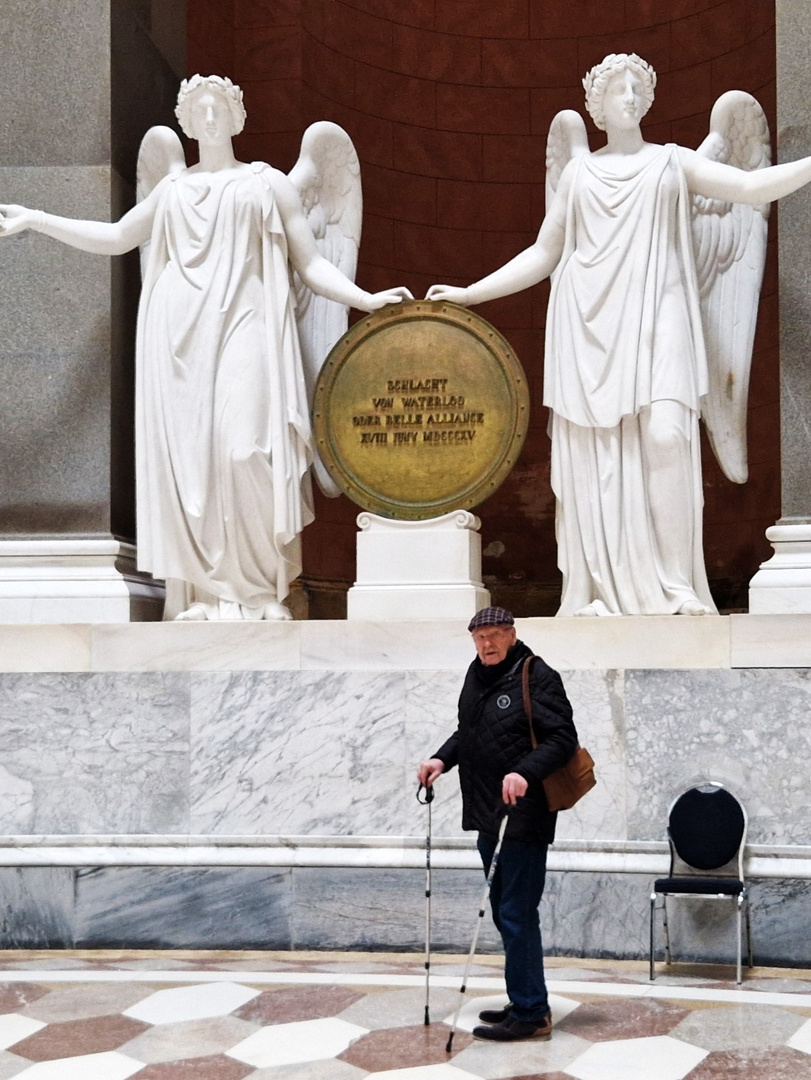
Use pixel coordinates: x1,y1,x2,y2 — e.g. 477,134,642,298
521,656,596,812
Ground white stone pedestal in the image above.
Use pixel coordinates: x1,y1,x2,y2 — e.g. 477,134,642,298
0,539,165,623
748,523,811,613
346,510,490,620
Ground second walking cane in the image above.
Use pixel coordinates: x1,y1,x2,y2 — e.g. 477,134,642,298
445,807,511,1053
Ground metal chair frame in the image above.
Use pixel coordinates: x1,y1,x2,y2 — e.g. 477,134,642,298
649,781,753,984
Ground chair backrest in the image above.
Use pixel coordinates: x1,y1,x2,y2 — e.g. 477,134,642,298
667,783,746,873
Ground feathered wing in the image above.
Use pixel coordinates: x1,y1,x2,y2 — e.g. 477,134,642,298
289,122,362,498
545,110,589,212
691,91,771,484
136,126,186,277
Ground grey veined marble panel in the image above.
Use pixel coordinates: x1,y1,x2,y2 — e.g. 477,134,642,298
0,868,75,948
0,673,190,834
402,669,466,839
74,866,292,949
624,668,811,845
0,863,808,959
190,670,413,836
553,670,628,843
291,866,501,952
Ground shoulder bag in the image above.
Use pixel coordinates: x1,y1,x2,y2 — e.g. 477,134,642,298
521,655,596,811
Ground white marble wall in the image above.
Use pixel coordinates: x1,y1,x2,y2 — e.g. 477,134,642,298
188,670,455,837
1,666,810,848
2,649,811,958
553,671,628,843
623,669,811,846
0,674,189,834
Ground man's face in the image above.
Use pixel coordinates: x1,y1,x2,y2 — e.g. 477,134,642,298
472,624,517,666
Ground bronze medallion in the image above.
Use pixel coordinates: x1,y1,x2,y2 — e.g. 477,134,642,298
313,300,530,519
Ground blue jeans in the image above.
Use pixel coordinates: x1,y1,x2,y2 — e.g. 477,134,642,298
477,833,549,1023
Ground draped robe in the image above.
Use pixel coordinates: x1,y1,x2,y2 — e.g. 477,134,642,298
544,145,717,615
135,163,314,618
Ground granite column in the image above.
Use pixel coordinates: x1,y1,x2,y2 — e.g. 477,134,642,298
0,0,186,621
750,0,811,612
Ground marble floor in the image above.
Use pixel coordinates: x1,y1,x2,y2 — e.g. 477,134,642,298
0,950,810,1078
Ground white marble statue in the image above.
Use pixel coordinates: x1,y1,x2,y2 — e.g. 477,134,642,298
428,53,811,616
0,75,410,620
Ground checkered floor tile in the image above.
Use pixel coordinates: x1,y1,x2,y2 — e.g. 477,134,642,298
0,952,808,1078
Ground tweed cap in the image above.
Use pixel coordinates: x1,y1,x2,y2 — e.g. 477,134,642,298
468,606,515,632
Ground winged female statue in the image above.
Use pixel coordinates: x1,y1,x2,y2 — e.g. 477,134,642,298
0,75,411,620
427,53,811,617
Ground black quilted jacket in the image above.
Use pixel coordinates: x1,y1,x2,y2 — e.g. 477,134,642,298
433,640,578,843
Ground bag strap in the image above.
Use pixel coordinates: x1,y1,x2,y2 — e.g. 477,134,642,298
521,655,538,750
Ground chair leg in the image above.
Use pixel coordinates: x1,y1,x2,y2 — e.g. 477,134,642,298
736,896,743,984
649,893,656,981
662,896,671,965
745,894,753,968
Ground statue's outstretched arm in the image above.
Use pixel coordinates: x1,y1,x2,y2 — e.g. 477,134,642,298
681,145,811,206
426,172,569,306
0,190,157,256
273,170,411,311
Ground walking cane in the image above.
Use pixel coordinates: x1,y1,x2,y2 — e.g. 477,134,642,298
416,782,435,1025
445,807,510,1054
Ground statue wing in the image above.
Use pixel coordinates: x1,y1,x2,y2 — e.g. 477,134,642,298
136,125,186,277
545,110,589,212
692,91,771,484
288,121,362,498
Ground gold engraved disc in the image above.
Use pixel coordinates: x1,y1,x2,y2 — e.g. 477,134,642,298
313,300,530,519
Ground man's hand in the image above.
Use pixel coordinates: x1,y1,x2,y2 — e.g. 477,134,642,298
417,758,445,788
502,772,528,805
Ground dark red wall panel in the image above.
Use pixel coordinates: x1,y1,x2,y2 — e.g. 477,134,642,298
188,0,779,615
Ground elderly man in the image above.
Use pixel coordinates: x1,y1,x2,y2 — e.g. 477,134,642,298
417,606,577,1042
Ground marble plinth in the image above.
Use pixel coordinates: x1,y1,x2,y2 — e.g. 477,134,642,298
5,613,811,672
347,511,490,620
0,540,164,624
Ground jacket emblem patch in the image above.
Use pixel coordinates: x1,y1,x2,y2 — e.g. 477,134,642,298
496,694,511,709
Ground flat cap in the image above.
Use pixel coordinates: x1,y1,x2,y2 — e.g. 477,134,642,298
468,606,515,632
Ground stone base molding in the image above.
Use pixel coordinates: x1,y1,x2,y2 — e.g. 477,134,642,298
749,522,811,613
0,539,164,623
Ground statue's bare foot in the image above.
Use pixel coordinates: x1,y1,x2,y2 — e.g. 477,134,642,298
263,600,293,621
175,602,208,621
574,602,600,617
574,600,617,617
677,599,710,616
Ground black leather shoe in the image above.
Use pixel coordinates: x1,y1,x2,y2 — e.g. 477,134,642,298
477,1002,512,1024
473,1012,552,1042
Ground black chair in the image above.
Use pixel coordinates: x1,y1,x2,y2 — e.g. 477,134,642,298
649,782,753,984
